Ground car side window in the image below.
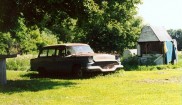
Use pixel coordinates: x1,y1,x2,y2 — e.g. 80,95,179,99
39,49,48,57
66,47,74,56
47,49,56,57
58,49,66,57
39,48,57,57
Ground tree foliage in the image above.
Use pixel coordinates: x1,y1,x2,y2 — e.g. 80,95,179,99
168,29,182,51
0,0,143,54
13,17,58,54
0,32,16,55
78,0,142,53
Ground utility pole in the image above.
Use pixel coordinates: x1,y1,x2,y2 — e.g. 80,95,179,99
0,58,6,85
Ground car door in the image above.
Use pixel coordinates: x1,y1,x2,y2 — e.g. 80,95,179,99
54,47,73,73
37,48,57,72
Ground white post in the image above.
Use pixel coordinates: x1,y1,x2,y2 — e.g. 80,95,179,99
0,58,6,85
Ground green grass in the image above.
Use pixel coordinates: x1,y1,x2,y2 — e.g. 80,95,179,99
2,52,182,105
0,70,182,105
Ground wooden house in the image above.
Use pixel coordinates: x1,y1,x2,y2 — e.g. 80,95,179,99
137,26,178,65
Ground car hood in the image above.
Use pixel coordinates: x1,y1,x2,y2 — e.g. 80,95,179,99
73,53,116,62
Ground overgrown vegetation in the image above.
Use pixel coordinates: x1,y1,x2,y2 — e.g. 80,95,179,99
6,55,36,71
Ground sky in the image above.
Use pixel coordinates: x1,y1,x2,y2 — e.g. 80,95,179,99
138,0,182,29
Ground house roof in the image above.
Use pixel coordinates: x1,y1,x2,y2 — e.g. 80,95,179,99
138,26,173,42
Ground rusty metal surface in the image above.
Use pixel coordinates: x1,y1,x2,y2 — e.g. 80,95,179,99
44,43,88,48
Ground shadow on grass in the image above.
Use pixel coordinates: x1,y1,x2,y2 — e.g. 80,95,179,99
0,71,118,94
0,79,77,94
21,72,106,80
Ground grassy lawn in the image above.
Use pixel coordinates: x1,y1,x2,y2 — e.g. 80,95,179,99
0,70,182,105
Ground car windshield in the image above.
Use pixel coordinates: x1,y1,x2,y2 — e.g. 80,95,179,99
70,45,94,54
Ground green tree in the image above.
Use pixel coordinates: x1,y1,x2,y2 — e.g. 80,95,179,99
75,0,142,53
168,29,182,51
0,0,142,54
13,17,33,54
0,32,16,55
12,17,58,54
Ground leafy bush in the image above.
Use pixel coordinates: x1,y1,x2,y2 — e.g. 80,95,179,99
6,54,36,71
122,56,139,70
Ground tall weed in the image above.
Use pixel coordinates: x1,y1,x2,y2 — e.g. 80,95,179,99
6,54,36,71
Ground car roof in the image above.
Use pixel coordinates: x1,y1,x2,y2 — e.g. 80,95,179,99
43,43,89,49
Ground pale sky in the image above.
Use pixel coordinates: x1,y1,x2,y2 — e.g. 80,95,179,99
138,0,182,29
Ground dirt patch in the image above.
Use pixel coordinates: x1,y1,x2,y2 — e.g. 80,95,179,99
138,76,182,84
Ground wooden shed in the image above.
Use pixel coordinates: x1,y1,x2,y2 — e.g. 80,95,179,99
123,49,137,59
137,26,178,65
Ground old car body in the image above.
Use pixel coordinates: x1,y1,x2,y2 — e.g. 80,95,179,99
30,43,123,77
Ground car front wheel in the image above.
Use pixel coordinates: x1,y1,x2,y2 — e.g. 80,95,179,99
72,65,83,78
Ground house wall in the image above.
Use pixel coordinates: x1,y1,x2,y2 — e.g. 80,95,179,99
138,41,174,65
138,54,164,65
137,42,165,65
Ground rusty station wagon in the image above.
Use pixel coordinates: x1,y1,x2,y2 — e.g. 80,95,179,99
30,43,123,77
